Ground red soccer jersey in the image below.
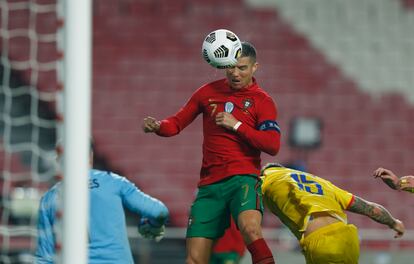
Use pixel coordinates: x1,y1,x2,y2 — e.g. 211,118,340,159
157,78,280,186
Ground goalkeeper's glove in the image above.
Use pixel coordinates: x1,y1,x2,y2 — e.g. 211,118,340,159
138,218,165,242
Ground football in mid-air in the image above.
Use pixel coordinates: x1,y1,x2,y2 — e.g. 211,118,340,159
201,29,242,69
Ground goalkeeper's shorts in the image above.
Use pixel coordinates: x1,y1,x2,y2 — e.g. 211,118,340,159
299,221,359,264
186,174,263,239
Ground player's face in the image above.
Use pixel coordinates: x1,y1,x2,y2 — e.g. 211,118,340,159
225,56,258,90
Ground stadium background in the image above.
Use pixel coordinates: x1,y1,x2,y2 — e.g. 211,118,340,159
1,0,414,263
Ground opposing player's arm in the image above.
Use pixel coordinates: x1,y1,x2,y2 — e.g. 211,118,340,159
120,176,169,223
347,196,404,238
373,167,400,190
116,174,169,242
373,168,414,193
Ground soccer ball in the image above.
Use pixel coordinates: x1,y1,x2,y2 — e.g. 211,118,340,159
201,29,242,69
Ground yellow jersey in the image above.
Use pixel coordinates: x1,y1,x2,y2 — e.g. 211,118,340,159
261,167,354,240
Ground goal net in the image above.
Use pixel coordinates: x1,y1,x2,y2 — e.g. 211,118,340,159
0,0,69,263
1,0,91,262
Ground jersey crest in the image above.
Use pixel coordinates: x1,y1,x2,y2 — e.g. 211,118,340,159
242,98,253,110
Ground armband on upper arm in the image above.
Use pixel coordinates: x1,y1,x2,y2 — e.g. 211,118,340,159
257,120,280,133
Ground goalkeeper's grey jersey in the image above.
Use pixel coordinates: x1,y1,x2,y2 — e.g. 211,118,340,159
35,169,169,264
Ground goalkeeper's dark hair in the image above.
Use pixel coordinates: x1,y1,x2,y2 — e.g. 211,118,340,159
90,137,95,152
241,41,257,62
260,162,284,176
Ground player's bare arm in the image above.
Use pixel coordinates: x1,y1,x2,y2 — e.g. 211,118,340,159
215,112,240,131
348,196,405,238
373,167,400,190
142,116,161,133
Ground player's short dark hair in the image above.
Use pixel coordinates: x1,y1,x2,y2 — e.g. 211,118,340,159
241,41,257,62
260,162,284,175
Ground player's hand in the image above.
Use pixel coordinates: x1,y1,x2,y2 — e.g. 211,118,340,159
392,219,405,238
399,176,414,192
138,218,165,242
215,112,238,131
373,167,400,190
142,116,161,133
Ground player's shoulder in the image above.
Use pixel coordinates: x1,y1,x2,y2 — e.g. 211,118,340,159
244,83,275,109
43,181,61,195
253,84,273,100
90,169,130,186
40,182,61,208
262,167,292,183
192,79,228,101
90,169,125,181
90,168,109,177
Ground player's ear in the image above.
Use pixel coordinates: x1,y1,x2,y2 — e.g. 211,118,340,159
252,62,258,74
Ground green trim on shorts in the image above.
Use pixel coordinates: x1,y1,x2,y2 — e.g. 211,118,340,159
209,252,241,264
186,174,264,239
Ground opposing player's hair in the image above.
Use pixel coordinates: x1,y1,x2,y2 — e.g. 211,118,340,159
260,162,284,175
241,41,257,62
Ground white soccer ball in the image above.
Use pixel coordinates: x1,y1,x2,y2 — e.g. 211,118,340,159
201,29,242,69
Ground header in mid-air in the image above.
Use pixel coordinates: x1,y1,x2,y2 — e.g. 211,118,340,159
201,29,242,69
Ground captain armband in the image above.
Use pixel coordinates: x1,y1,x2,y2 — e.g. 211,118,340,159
257,120,280,133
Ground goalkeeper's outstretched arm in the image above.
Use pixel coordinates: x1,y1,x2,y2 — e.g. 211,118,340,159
117,173,169,241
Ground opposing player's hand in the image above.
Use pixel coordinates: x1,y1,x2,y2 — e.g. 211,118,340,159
392,219,405,238
142,116,161,133
138,218,165,242
215,112,238,131
399,176,414,192
373,167,400,190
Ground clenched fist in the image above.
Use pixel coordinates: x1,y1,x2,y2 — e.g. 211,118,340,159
215,112,239,131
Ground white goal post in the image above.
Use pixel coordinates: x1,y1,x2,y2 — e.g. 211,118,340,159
0,0,91,262
59,0,92,263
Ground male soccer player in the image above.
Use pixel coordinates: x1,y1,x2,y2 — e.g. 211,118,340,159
35,146,169,264
142,41,280,264
261,163,404,264
374,167,414,193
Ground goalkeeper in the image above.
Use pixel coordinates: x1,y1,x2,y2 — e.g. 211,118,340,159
35,145,169,264
261,163,405,264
